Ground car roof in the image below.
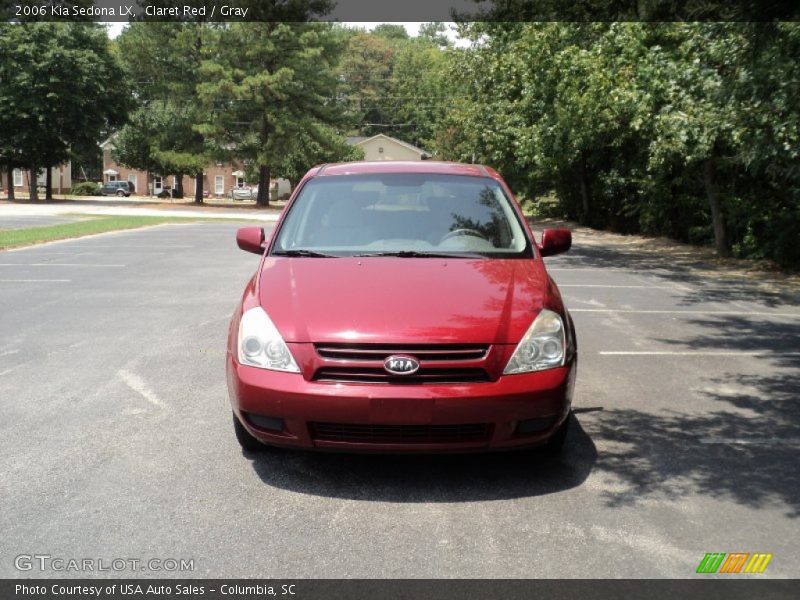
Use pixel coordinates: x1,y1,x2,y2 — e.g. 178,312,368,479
307,161,497,179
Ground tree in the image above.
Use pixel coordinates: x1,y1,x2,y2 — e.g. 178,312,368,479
113,101,207,197
0,22,129,201
337,32,394,136
434,22,800,264
117,21,211,202
372,24,409,42
336,27,450,148
418,22,451,48
643,23,800,258
270,126,363,189
380,37,450,149
197,22,352,207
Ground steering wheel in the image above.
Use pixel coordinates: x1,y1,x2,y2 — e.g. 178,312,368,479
440,228,489,244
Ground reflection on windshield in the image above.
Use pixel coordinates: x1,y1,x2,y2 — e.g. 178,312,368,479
273,173,531,258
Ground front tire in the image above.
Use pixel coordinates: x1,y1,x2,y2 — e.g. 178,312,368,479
232,412,265,452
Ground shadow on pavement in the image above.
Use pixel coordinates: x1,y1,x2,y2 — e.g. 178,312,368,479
658,315,800,369
582,317,800,517
247,414,596,503
585,380,800,518
541,233,799,309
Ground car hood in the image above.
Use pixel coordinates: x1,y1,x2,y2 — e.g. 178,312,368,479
259,257,549,344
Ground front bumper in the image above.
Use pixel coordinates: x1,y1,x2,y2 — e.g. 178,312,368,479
227,352,576,453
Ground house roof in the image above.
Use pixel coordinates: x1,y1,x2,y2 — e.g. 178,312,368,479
346,133,429,157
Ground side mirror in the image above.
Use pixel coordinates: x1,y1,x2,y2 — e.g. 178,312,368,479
236,227,265,255
539,228,572,257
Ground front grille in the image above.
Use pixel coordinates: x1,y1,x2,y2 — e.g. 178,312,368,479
315,343,488,362
313,367,490,384
310,422,491,444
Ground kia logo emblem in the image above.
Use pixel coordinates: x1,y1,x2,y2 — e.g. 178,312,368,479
383,355,420,375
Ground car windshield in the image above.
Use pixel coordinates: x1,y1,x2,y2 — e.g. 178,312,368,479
272,174,532,258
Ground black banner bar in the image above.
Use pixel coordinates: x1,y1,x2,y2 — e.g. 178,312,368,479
2,579,799,600
2,0,799,23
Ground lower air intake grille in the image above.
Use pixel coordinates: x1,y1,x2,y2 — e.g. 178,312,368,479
310,422,491,444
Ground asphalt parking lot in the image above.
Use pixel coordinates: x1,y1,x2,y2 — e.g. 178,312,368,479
1,221,798,578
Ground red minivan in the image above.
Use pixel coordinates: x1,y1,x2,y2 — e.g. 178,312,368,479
226,161,576,454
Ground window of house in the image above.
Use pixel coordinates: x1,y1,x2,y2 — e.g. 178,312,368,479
108,174,118,182
236,177,245,188
153,176,162,191
13,169,23,187
215,176,224,195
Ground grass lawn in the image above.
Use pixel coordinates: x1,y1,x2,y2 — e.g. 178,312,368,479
0,215,201,250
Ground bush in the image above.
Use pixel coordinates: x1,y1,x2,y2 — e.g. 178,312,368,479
520,192,565,219
70,182,101,196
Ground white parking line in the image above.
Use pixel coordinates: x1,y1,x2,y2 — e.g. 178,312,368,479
118,369,168,410
0,279,72,282
0,263,125,267
0,349,20,357
0,363,23,377
571,308,800,318
599,351,800,356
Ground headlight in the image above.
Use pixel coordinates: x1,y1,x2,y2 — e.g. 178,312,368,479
237,307,300,373
503,309,566,374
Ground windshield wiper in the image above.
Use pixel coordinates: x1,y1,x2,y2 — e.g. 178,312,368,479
353,250,483,259
272,249,338,258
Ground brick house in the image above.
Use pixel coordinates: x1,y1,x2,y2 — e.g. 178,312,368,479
100,137,290,198
1,164,72,195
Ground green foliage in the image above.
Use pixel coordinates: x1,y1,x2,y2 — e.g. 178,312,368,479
116,22,212,201
0,22,130,199
338,32,395,135
70,182,101,196
436,23,800,266
418,23,451,48
196,22,352,206
4,18,796,266
113,100,207,180
337,27,451,150
371,24,410,42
